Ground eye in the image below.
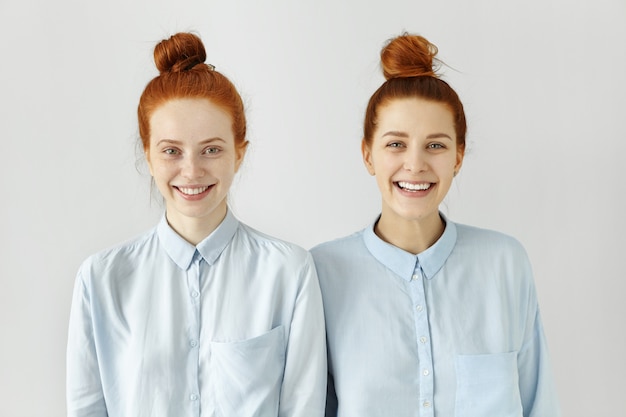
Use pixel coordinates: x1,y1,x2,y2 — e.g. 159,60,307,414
203,146,221,155
163,148,180,155
427,143,445,150
386,141,405,149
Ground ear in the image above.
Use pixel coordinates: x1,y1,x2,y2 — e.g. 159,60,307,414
234,141,249,172
454,146,465,176
361,139,375,176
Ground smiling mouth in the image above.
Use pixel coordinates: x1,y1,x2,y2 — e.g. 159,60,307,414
396,181,432,191
176,186,210,195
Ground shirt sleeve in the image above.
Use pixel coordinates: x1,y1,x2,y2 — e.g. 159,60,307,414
278,253,327,417
66,264,108,417
514,247,560,417
518,306,561,417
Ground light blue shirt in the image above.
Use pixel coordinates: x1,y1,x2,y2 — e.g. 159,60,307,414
67,210,327,417
311,215,559,417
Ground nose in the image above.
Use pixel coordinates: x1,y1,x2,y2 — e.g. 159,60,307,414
403,149,427,172
181,155,205,179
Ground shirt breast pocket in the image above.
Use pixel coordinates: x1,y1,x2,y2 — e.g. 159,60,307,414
455,351,523,417
210,325,286,417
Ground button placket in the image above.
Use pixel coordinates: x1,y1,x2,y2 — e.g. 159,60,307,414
409,262,435,417
186,252,203,415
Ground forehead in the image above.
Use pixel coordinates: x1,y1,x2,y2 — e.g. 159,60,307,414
149,98,234,143
376,98,455,135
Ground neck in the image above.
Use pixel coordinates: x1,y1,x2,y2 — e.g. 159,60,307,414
375,209,445,255
166,205,228,246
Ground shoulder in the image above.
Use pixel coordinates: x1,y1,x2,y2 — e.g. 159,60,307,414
309,229,370,282
310,229,365,260
235,222,312,263
78,227,157,280
450,222,534,282
448,221,540,310
454,222,527,257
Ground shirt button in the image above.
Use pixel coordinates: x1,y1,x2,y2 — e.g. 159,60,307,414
423,369,430,376
420,336,428,344
411,274,418,280
416,305,423,312
190,394,198,401
191,291,199,298
423,400,431,408
190,340,198,347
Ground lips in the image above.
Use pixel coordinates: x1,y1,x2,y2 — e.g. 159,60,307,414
396,181,432,191
176,186,209,195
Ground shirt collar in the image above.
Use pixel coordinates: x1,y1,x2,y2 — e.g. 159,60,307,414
363,212,457,281
157,209,240,270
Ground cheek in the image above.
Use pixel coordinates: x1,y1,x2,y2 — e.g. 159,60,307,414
373,155,398,176
150,160,178,180
219,156,240,174
374,168,394,190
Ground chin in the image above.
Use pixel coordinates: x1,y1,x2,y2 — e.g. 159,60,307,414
394,207,439,223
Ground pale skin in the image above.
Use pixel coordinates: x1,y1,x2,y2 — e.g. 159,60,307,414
362,97,464,255
146,98,247,245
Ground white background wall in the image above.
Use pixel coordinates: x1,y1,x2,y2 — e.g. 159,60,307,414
1,0,624,415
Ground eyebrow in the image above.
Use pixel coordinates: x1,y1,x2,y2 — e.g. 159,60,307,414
382,131,453,141
155,137,226,146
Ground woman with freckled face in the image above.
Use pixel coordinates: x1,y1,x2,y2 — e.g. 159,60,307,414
66,32,326,417
146,98,242,244
310,33,560,417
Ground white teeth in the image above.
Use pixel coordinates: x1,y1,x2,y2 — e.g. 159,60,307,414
397,181,431,191
178,186,209,195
